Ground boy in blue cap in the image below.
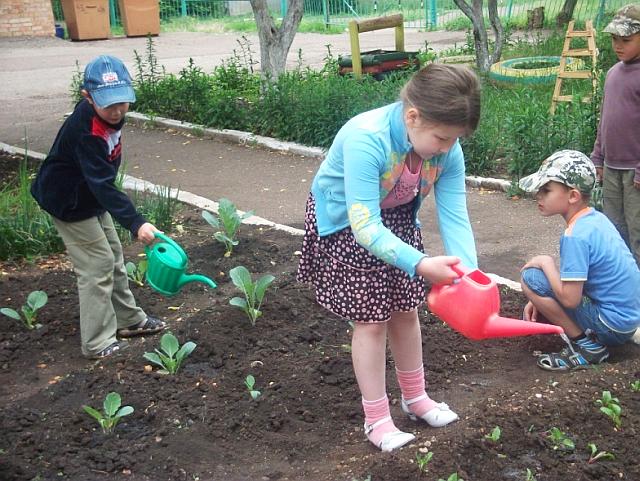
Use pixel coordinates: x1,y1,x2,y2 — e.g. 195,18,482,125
519,150,640,371
31,55,166,359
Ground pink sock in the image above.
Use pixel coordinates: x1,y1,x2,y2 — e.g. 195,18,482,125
396,366,438,417
362,395,399,447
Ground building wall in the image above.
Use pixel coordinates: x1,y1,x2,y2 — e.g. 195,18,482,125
0,0,55,37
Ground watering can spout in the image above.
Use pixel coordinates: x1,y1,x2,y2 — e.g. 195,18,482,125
178,273,217,290
482,314,564,339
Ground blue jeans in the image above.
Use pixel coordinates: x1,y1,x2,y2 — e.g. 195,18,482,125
521,267,632,346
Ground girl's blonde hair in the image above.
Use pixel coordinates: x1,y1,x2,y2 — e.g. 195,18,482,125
400,63,481,136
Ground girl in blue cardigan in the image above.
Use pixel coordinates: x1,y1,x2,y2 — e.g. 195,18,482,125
298,64,481,452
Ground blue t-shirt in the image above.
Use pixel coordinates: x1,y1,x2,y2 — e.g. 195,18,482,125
560,208,640,332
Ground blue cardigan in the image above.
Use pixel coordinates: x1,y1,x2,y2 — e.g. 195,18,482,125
311,102,478,277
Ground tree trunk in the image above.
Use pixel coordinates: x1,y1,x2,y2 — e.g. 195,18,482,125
249,0,304,81
556,0,578,26
453,0,503,72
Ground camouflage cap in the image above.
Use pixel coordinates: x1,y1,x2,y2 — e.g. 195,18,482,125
519,150,597,194
603,3,640,36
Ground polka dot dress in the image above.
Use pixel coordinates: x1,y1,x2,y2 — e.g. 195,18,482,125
297,194,426,323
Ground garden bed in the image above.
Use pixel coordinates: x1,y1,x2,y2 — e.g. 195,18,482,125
1,152,639,481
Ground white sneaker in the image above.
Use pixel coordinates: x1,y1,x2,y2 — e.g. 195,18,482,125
631,328,640,345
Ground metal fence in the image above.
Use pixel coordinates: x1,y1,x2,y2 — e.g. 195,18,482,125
309,0,628,29
50,0,627,29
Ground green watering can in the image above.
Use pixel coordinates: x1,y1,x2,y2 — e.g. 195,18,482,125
144,232,217,297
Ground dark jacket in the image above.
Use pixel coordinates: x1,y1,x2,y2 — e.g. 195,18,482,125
31,99,146,235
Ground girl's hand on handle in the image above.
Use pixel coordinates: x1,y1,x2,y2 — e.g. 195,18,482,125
416,256,462,285
137,222,161,245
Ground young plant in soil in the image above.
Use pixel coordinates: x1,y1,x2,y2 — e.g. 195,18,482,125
438,474,463,481
596,390,622,429
542,427,575,452
82,392,134,434
525,468,537,481
484,426,502,443
1,290,48,330
415,450,433,476
631,380,640,392
125,259,148,287
202,198,253,257
143,332,196,375
587,442,615,464
229,266,275,326
244,374,261,400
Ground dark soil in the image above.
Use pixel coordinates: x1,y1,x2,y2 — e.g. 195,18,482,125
1,152,639,481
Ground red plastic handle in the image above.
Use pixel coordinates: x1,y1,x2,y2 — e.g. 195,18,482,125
451,263,470,278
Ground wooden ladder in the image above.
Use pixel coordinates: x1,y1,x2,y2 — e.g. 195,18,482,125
550,20,598,114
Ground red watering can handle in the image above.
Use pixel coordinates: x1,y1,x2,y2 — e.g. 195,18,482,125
450,263,471,278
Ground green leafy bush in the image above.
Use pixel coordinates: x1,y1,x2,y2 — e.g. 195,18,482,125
130,33,618,182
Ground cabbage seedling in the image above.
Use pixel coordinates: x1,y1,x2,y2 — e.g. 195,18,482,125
415,450,433,476
229,266,275,326
125,259,148,287
1,290,48,330
484,426,501,443
587,443,615,464
437,474,463,481
202,198,253,257
596,390,622,428
143,332,196,374
543,427,575,451
82,392,134,434
245,374,261,400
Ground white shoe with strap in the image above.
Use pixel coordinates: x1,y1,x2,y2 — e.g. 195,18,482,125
401,394,459,428
363,416,415,452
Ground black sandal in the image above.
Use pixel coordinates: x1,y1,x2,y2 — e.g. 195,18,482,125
117,316,166,338
536,343,609,372
87,340,129,359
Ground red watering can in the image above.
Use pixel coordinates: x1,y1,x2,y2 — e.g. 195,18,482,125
427,264,564,340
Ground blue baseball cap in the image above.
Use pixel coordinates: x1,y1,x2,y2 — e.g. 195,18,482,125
83,55,136,108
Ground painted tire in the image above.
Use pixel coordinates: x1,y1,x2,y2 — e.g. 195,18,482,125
489,56,585,85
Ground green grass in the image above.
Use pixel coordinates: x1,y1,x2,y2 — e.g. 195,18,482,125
160,14,344,34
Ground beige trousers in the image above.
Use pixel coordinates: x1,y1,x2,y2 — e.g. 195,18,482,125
53,213,146,356
603,166,640,266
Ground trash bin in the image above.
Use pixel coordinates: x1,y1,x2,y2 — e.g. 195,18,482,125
338,50,419,79
61,0,110,41
118,0,160,37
